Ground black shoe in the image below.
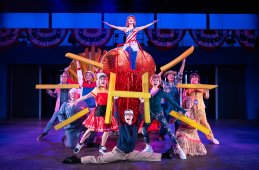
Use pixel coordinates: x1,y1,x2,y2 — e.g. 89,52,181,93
61,136,66,143
37,133,47,141
62,155,81,164
162,146,173,159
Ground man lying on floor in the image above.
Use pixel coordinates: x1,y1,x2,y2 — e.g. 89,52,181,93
62,98,174,164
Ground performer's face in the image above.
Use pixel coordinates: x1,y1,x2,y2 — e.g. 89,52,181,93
60,73,68,83
124,110,133,125
99,77,108,87
190,76,199,84
167,74,175,82
70,91,79,101
151,78,160,87
85,72,93,82
127,17,136,26
185,99,194,109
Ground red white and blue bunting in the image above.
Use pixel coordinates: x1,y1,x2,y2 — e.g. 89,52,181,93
26,28,68,48
0,28,21,47
233,30,255,48
71,28,114,47
0,28,256,49
145,29,186,50
189,29,229,49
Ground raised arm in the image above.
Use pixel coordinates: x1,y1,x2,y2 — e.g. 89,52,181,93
135,20,158,32
103,21,126,32
178,59,186,75
76,61,84,87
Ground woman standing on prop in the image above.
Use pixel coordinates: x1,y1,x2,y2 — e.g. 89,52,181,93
159,59,186,141
175,96,207,156
185,73,219,144
103,15,157,70
142,74,187,160
73,73,118,154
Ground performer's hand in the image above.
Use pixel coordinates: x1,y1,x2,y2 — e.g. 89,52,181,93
103,21,108,25
46,89,52,94
153,20,158,23
93,66,100,73
114,96,119,100
139,98,144,103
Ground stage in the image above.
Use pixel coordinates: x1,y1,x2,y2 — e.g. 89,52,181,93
0,119,259,170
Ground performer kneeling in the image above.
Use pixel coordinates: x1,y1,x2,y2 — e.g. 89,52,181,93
63,98,173,164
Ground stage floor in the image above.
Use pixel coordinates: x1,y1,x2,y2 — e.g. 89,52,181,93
0,119,259,170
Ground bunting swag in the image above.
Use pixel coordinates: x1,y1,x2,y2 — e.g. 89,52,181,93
0,28,21,47
26,28,68,48
189,29,229,49
72,28,114,47
233,30,255,48
145,29,186,50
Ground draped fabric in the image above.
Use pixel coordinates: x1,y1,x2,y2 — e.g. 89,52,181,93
233,30,256,48
145,29,186,50
71,28,114,47
26,28,68,48
0,28,21,47
0,28,256,49
189,29,229,49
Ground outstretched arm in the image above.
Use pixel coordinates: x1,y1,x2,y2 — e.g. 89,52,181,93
135,20,158,32
178,59,186,75
76,88,96,103
103,21,126,32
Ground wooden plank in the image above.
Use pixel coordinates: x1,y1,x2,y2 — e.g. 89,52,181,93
160,46,194,72
35,84,79,89
54,108,89,130
177,84,218,90
142,72,151,123
105,72,116,124
170,111,210,135
65,52,103,68
110,91,151,98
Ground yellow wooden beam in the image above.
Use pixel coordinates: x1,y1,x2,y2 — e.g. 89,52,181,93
177,84,218,90
142,72,150,123
160,46,194,72
65,52,103,68
105,72,116,124
170,111,210,135
54,108,89,130
110,91,150,99
35,84,79,89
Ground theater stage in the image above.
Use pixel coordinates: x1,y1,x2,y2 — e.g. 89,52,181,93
0,119,259,170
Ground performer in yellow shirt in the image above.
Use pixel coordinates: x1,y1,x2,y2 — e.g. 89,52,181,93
185,73,219,145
